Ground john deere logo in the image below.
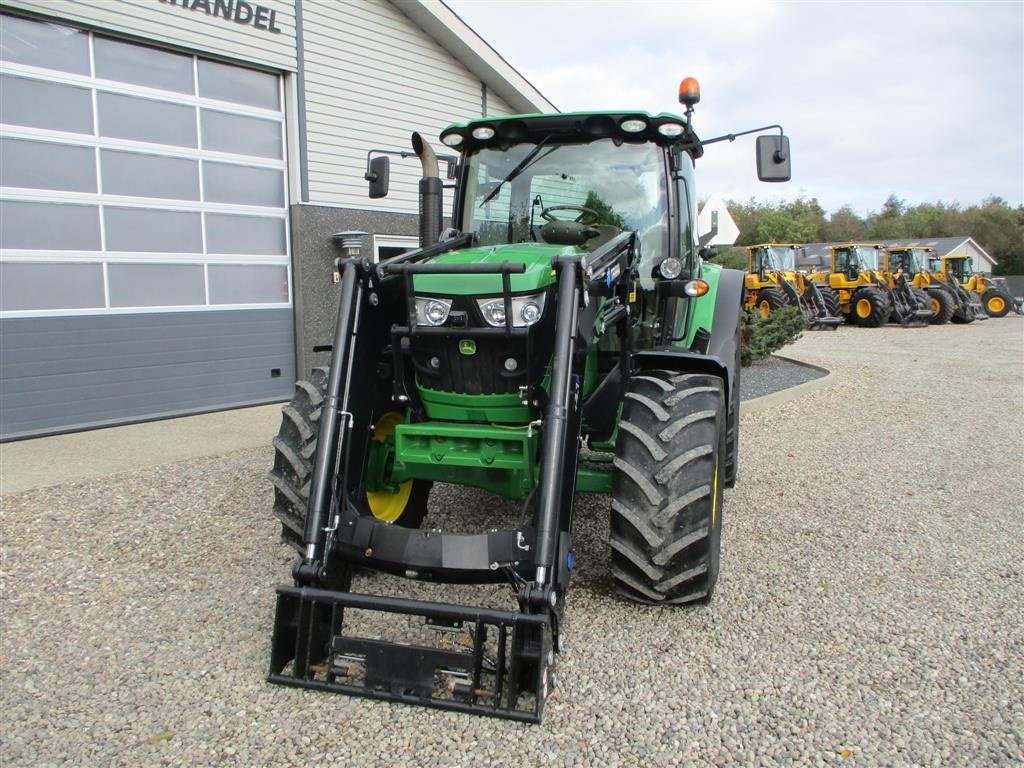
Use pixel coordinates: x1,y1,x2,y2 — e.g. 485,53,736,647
458,340,476,356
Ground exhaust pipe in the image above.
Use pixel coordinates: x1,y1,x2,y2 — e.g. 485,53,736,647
412,132,443,249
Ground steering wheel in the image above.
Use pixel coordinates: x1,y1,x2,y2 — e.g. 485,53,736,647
540,205,600,226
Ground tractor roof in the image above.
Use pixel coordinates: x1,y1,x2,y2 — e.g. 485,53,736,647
831,242,886,250
749,243,802,249
440,111,702,156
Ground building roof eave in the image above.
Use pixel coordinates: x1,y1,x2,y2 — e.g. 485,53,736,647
398,0,557,115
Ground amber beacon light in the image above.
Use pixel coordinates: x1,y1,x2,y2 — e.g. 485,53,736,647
678,77,701,106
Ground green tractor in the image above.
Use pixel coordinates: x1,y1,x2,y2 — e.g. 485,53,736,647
268,78,792,722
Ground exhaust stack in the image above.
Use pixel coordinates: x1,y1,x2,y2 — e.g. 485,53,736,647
412,132,443,249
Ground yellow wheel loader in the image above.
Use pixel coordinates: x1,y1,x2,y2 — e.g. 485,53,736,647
744,244,841,329
887,246,971,325
930,255,1017,318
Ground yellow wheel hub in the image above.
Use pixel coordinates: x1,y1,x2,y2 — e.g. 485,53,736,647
366,411,413,523
987,296,1006,314
855,298,873,318
758,299,771,319
930,297,940,314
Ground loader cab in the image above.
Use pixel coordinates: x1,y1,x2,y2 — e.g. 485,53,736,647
748,244,798,280
832,245,882,279
945,256,973,282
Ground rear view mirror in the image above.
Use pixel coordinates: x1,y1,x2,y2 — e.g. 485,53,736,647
756,134,791,182
366,156,390,198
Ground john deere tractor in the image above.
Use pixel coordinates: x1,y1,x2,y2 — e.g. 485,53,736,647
931,254,1016,318
887,246,972,325
266,78,792,722
745,243,841,329
810,244,930,327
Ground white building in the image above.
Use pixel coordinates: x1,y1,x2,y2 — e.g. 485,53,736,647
0,0,555,439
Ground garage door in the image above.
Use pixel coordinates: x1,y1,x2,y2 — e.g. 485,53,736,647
0,13,295,440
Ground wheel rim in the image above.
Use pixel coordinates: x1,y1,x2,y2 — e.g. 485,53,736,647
987,296,1005,314
855,298,873,318
366,411,413,523
930,297,940,314
758,299,771,319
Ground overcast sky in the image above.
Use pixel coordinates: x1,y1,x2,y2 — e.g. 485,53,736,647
446,0,1024,217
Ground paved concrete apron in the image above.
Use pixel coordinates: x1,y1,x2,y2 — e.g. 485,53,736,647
1,319,1022,766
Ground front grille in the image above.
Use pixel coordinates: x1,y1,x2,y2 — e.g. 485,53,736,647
409,297,555,395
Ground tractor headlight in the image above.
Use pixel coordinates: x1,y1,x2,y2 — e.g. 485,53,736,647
658,257,683,279
415,297,453,326
476,293,547,328
657,122,685,138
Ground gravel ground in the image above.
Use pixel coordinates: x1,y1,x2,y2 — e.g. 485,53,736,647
740,355,825,401
2,318,1023,767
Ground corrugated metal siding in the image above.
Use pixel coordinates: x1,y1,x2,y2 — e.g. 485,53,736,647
0,309,295,439
3,0,297,71
302,0,491,212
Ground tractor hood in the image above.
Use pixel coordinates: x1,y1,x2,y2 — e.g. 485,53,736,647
412,242,579,296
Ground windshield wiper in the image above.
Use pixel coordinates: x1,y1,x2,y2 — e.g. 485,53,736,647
479,135,556,206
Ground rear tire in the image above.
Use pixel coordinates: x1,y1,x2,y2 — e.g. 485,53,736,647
850,287,890,327
982,288,1012,318
925,287,955,325
268,367,430,553
753,286,787,319
611,371,725,605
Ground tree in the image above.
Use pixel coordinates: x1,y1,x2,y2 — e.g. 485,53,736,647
867,194,908,239
583,190,624,228
824,206,867,242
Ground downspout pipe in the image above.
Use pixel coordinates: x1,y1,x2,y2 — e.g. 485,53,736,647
412,132,443,249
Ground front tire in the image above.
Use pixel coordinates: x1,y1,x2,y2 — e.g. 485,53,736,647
611,371,725,605
754,286,787,319
925,287,955,325
850,287,891,327
982,288,1012,318
817,285,842,319
268,368,430,552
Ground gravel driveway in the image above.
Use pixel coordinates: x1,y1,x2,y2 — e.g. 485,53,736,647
3,319,1022,767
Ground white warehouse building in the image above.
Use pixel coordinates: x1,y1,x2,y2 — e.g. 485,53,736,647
0,0,554,440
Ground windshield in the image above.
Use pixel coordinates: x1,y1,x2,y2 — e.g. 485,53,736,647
765,246,796,271
852,247,882,271
461,139,669,284
903,250,924,273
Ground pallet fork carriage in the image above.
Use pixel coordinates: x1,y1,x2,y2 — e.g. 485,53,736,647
267,78,793,722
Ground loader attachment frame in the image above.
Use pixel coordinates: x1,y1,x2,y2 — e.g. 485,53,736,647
877,273,931,327
269,233,636,720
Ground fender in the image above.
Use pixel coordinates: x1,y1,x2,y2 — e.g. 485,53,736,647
634,267,744,403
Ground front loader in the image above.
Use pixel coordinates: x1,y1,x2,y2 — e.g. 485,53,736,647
931,254,1015,318
267,78,793,722
744,243,841,329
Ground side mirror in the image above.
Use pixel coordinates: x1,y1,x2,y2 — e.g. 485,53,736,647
365,156,390,199
699,245,718,261
756,134,791,182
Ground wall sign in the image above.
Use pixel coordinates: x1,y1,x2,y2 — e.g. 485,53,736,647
158,0,282,34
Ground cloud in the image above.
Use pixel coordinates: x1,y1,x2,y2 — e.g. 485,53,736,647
447,0,1023,215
